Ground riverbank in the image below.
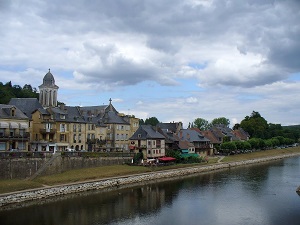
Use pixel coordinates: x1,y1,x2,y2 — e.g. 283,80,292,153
1,150,300,208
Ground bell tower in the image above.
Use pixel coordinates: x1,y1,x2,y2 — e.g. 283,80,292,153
39,69,59,107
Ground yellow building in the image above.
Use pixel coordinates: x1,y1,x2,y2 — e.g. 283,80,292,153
9,70,139,152
0,104,29,151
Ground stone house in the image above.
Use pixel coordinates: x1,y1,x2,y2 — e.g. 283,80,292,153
129,125,166,159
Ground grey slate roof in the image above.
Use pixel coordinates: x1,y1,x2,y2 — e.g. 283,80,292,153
178,129,211,142
104,111,129,125
9,98,43,119
0,104,28,119
156,122,182,133
130,125,165,140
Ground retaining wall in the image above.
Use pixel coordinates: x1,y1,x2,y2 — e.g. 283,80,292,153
1,153,299,207
0,156,131,179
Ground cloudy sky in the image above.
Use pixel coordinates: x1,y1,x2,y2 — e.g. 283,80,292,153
1,0,299,127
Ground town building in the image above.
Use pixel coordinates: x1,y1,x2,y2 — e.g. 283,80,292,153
0,104,29,151
129,125,165,159
9,70,139,152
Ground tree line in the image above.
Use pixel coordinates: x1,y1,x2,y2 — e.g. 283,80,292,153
0,81,39,104
139,111,300,143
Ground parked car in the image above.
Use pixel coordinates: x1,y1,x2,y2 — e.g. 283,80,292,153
65,148,75,152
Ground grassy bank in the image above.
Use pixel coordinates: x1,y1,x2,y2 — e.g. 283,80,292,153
0,147,299,194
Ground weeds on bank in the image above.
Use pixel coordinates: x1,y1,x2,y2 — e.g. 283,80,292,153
0,180,42,194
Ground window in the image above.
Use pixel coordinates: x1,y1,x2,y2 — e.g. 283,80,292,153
60,114,65,119
60,134,65,142
60,124,66,132
148,140,151,146
11,108,15,117
10,129,14,137
0,129,4,137
138,134,141,138
78,124,82,132
0,142,5,151
73,124,77,132
73,134,76,143
78,134,81,143
19,129,25,137
18,141,25,150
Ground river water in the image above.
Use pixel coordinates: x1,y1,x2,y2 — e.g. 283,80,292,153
1,156,300,225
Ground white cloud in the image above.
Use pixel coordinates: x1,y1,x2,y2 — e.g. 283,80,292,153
0,0,299,126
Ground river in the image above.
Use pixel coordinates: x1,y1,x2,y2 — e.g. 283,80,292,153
1,156,300,225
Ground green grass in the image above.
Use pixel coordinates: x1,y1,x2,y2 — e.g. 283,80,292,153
0,179,43,194
221,147,300,163
0,147,299,194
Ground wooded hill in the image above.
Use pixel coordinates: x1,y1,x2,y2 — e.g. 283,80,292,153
0,81,39,104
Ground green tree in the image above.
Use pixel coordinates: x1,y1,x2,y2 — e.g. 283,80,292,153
193,118,211,130
240,111,268,138
144,117,160,126
211,117,230,127
220,142,236,154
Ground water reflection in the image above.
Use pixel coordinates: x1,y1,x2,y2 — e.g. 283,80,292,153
0,157,299,225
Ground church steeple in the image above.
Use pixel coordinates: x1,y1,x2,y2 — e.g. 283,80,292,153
39,69,59,108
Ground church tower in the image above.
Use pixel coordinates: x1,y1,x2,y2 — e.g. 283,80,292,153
39,69,59,107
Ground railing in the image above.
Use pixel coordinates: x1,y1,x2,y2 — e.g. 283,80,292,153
0,150,135,159
40,128,57,134
0,132,30,140
0,151,54,159
62,151,135,158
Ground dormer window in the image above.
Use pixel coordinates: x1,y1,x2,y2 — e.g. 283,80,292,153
138,134,141,138
11,108,16,117
60,114,65,119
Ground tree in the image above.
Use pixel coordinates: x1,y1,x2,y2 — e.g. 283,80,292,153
211,117,230,127
232,123,240,130
240,111,268,138
220,142,236,154
144,117,160,126
193,118,211,130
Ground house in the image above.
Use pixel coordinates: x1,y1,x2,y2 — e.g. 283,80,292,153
232,128,250,141
0,104,29,151
129,125,165,159
177,129,212,156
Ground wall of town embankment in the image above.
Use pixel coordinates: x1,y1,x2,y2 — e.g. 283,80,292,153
1,153,300,207
0,156,131,179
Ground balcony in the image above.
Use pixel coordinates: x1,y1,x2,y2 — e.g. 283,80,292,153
0,132,29,141
40,128,57,134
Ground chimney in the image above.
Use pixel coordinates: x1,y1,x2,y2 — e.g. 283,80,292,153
59,104,65,111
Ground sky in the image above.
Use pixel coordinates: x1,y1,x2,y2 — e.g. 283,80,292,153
0,0,299,128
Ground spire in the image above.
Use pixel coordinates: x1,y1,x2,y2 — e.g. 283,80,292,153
109,98,113,111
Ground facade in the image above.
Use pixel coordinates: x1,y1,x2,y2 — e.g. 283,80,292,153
129,125,166,159
0,104,29,151
9,70,139,152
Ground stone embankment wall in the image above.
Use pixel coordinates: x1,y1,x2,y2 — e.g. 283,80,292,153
1,153,299,207
0,156,131,179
